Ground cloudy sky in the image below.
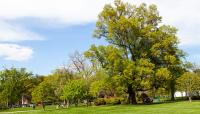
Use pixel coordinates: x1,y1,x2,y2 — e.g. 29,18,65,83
0,0,200,75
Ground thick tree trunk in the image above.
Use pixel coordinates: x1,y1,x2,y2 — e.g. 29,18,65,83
170,89,175,101
127,55,137,104
170,81,175,101
127,85,137,104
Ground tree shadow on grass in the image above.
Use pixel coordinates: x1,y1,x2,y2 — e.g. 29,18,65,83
136,100,192,106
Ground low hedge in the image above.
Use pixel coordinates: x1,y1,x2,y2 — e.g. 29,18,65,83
94,98,106,106
94,97,125,106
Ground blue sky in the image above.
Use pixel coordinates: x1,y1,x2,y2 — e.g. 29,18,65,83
0,21,106,75
0,0,200,75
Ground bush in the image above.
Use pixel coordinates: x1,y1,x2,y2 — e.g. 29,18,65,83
0,104,8,110
105,97,125,105
140,93,153,104
94,97,125,106
94,98,106,106
192,96,200,100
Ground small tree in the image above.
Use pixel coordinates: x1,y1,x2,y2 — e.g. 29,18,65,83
31,81,55,103
177,72,200,102
62,80,87,107
90,80,105,97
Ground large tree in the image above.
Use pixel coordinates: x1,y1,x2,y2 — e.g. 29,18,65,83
87,0,185,103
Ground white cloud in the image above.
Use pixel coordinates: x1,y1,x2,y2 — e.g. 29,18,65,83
0,43,33,61
0,0,199,25
178,29,200,46
0,21,43,61
0,0,113,24
0,21,44,42
0,0,199,46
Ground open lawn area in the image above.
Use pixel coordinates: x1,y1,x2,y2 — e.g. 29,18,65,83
1,101,200,114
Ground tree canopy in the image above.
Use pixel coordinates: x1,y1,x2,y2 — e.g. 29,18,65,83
85,0,185,104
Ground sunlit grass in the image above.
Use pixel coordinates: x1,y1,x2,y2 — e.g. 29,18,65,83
1,101,200,114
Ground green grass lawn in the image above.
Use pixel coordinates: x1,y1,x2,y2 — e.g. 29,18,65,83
1,101,200,114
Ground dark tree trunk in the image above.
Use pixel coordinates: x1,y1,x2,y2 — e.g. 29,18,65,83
127,84,137,104
126,55,137,104
170,89,175,101
170,80,175,101
153,87,156,98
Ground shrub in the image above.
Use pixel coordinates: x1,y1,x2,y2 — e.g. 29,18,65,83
106,97,125,105
140,93,153,104
0,104,8,110
94,97,125,106
94,98,106,106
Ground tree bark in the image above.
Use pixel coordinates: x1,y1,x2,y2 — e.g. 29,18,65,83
170,80,175,101
170,89,175,101
189,96,192,102
127,85,137,104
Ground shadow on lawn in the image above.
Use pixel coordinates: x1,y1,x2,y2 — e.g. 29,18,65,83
135,99,193,106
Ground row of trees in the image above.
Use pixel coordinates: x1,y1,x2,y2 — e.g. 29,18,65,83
0,0,200,108
0,54,199,108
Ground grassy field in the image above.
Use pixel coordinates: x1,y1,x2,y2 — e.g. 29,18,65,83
1,101,200,114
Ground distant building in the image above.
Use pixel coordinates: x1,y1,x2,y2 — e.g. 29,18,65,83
21,95,31,106
175,91,186,97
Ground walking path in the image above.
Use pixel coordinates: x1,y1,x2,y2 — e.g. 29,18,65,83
0,110,40,114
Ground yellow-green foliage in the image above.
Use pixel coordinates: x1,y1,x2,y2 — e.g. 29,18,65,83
177,72,200,95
